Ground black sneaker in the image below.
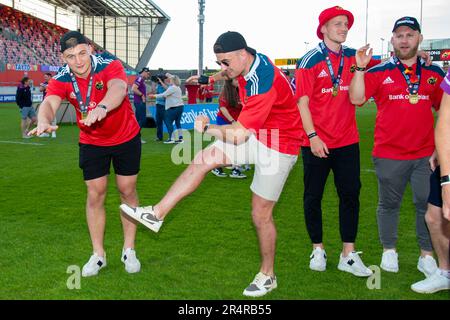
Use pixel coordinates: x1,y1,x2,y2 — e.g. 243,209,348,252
211,168,227,177
229,169,247,179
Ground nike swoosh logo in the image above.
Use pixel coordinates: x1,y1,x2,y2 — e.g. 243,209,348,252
141,213,157,224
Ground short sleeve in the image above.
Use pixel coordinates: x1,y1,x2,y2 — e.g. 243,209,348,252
295,67,316,100
104,60,128,84
364,71,381,101
45,78,67,100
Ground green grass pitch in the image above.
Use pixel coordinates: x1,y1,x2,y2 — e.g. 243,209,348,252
0,102,446,300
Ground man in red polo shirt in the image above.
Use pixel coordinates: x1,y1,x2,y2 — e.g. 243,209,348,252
29,31,142,277
295,6,377,277
121,31,302,297
350,16,445,277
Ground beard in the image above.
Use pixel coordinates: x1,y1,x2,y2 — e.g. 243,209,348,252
394,43,419,60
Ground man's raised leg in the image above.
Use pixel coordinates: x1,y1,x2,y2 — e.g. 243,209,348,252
120,145,230,231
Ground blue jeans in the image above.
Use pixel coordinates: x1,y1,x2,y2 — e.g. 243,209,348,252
164,105,184,140
134,102,147,128
155,104,166,140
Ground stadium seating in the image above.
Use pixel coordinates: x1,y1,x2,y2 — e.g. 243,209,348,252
0,4,67,66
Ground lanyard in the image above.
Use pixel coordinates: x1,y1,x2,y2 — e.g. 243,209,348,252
393,56,421,96
70,58,94,115
319,42,345,96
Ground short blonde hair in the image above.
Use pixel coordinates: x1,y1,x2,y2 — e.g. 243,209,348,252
171,75,181,86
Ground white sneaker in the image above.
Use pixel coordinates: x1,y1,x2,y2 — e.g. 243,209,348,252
381,249,399,273
338,251,373,277
120,203,163,233
417,255,438,278
242,272,277,297
309,247,327,271
38,133,50,137
82,253,106,277
411,270,450,294
121,248,141,274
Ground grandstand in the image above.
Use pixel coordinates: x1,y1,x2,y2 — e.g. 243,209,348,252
0,0,170,88
0,4,67,66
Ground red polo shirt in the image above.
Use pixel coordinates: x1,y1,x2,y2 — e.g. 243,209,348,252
364,57,445,160
47,53,140,146
237,53,302,155
295,44,379,148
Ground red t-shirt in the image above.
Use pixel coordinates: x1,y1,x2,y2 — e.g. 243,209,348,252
217,91,242,123
47,53,140,146
237,53,302,155
295,44,379,148
364,58,445,160
185,84,199,104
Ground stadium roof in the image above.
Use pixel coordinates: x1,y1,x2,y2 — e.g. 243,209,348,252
45,0,170,19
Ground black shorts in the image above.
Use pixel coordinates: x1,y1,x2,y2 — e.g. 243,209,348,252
428,166,442,208
79,134,141,181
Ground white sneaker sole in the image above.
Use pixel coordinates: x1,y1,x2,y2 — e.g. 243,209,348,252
381,264,399,273
310,263,326,272
122,261,141,274
411,284,450,294
82,263,106,277
243,284,277,297
338,264,372,277
120,204,161,233
309,266,327,272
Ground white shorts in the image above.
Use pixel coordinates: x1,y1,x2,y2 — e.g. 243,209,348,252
212,134,297,202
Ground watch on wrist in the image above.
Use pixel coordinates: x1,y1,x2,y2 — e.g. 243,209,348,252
98,104,108,113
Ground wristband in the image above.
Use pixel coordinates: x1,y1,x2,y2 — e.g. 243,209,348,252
355,66,366,72
440,175,450,186
203,123,210,133
307,132,318,139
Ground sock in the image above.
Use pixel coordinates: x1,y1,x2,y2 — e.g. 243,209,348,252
440,269,450,279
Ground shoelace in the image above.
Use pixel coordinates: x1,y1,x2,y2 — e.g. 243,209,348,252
253,273,272,288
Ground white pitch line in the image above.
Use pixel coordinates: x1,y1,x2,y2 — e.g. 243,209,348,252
0,140,45,146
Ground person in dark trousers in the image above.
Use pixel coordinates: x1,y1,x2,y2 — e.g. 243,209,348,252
16,77,36,138
132,67,151,144
295,6,378,277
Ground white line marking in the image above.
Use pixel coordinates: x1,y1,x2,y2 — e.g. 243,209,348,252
0,140,45,146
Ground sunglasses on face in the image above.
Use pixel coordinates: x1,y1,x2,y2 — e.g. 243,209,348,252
216,59,230,67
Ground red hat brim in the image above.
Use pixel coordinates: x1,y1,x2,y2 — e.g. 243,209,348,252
316,7,354,40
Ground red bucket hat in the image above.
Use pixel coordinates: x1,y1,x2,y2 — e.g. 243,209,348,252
316,6,354,40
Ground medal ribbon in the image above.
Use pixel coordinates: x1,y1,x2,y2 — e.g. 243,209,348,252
319,42,345,93
70,58,95,115
393,56,421,96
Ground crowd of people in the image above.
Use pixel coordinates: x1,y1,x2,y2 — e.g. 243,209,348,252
25,4,450,298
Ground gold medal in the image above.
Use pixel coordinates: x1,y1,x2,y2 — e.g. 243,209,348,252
81,111,88,119
409,94,419,104
332,86,338,97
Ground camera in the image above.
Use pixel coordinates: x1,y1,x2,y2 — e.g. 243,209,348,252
151,74,167,83
198,75,209,85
